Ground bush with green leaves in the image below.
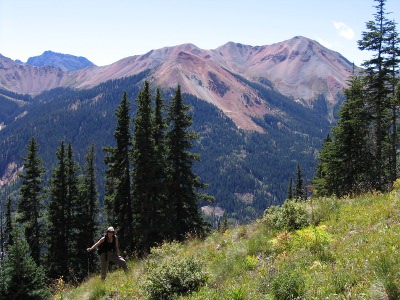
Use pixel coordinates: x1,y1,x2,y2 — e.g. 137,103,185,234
263,199,309,231
142,251,207,300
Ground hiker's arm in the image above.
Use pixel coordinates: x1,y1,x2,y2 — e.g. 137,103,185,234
87,237,104,252
115,236,120,256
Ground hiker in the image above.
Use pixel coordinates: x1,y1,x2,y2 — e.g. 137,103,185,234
87,226,128,280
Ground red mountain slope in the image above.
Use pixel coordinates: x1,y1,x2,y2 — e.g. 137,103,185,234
0,36,355,131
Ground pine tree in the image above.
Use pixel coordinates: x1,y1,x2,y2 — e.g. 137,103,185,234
287,177,293,200
314,135,335,197
77,143,99,276
152,88,170,242
0,226,50,300
132,81,158,254
103,91,133,253
46,141,69,280
385,22,400,183
0,199,4,258
65,143,83,281
358,0,396,190
4,196,13,249
166,85,213,241
295,164,303,200
18,137,45,265
314,76,374,197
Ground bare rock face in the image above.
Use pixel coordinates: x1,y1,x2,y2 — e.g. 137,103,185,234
0,162,22,188
0,55,68,94
0,36,355,131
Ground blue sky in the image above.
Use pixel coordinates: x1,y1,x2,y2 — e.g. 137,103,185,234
1,0,399,67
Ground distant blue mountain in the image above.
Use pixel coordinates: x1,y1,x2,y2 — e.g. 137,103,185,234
26,50,95,71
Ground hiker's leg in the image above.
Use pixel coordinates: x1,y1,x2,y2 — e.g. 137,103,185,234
109,252,128,273
100,252,109,280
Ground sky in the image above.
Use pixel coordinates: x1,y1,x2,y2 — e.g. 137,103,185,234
1,0,399,67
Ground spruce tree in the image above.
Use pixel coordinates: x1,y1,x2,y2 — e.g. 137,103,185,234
0,199,4,258
314,76,374,197
287,177,293,200
132,81,158,254
152,88,170,242
77,143,99,276
336,75,374,195
166,85,212,241
385,23,400,183
4,196,13,249
358,0,396,190
103,91,133,253
0,226,50,300
18,137,45,265
295,164,304,200
65,143,84,281
314,135,332,196
46,141,69,280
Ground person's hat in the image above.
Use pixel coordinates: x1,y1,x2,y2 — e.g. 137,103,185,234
107,226,115,232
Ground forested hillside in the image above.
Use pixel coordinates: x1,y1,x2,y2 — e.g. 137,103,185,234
0,70,330,222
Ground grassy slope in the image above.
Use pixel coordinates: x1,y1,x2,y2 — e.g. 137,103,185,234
57,184,400,300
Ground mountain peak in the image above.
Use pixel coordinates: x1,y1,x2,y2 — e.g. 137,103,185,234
0,36,357,130
26,51,96,71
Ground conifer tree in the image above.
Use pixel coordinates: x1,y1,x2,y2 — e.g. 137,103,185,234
358,0,396,190
18,137,45,265
295,164,304,200
335,75,374,195
77,143,99,275
152,88,170,242
4,196,13,249
103,91,133,253
287,177,293,200
65,143,85,281
132,81,158,254
385,23,400,183
314,76,374,197
46,141,69,280
0,199,4,258
0,226,50,300
166,85,212,241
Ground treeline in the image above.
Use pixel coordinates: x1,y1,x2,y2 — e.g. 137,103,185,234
314,0,400,197
0,83,212,298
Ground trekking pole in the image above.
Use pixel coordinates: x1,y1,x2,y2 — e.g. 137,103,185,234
87,253,90,277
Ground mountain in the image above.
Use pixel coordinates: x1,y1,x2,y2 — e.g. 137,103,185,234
26,50,95,71
0,36,354,131
0,36,355,221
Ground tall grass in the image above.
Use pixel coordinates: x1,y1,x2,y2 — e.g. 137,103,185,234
57,184,400,299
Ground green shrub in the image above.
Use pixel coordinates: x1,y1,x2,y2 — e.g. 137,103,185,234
263,200,309,231
143,255,207,300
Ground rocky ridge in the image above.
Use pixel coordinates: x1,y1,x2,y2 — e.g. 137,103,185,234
0,36,355,131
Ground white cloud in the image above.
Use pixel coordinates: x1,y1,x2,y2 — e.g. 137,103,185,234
333,21,355,40
317,38,333,49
